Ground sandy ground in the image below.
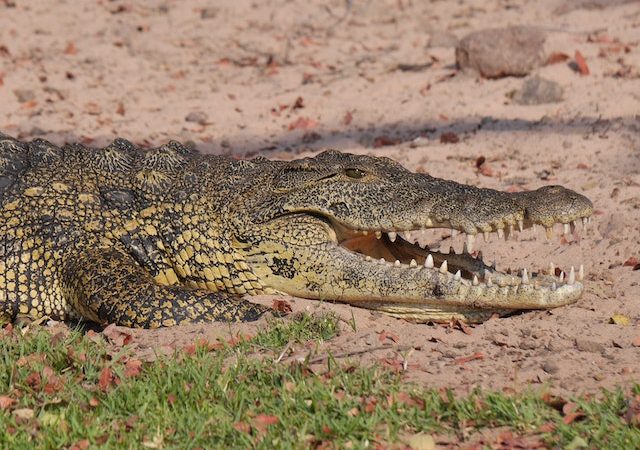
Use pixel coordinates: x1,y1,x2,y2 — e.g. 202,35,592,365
1,0,639,397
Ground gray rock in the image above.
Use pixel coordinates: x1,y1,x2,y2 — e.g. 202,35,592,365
542,360,560,374
575,338,605,353
456,26,546,78
185,111,208,124
513,76,564,105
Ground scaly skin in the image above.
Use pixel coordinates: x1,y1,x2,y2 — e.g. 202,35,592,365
0,133,593,327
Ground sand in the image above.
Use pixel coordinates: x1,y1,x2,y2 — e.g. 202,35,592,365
1,0,639,396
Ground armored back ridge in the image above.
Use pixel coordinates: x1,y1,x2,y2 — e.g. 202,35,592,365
0,134,593,328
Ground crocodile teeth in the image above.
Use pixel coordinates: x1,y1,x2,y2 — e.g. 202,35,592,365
375,231,382,239
409,259,417,267
425,254,434,268
486,275,493,287
394,260,401,267
545,227,553,240
521,268,529,284
388,231,397,242
483,231,490,242
497,228,504,240
365,255,372,261
578,264,584,281
518,220,524,232
379,258,385,264
361,230,369,235
454,270,461,280
472,275,479,286
582,217,588,229
451,229,458,238
439,260,448,274
559,271,565,283
466,234,475,253
568,266,575,285
563,223,571,236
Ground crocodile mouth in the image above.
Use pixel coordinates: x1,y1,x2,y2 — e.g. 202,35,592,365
334,217,590,290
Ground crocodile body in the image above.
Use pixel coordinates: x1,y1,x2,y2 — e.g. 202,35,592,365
0,133,593,328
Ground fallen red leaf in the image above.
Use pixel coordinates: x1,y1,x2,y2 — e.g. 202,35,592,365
64,42,78,55
538,421,556,433
233,421,251,433
563,411,585,424
574,51,590,75
377,329,399,343
167,393,176,406
89,397,99,407
623,257,639,267
372,135,398,147
287,117,317,131
124,359,143,378
546,52,570,65
252,414,279,432
98,367,116,392
440,131,459,144
272,298,293,314
25,371,42,390
342,110,353,125
454,352,485,365
0,396,15,410
102,324,133,347
70,439,90,450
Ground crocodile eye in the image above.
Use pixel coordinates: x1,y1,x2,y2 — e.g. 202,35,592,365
345,168,365,179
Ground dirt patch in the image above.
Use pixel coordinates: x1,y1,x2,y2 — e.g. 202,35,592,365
1,0,639,396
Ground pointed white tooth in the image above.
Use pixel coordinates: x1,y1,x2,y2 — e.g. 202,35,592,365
425,254,434,268
486,275,493,287
375,231,382,239
549,262,555,275
466,234,475,253
545,227,553,240
563,223,570,236
388,231,397,242
559,271,565,283
582,217,588,229
454,270,461,280
410,259,417,267
365,255,372,261
451,229,458,238
472,275,479,286
571,221,578,233
379,258,386,264
497,228,504,239
518,220,524,232
483,231,490,242
579,264,584,281
507,224,514,239
439,260,448,274
568,266,575,285
394,260,401,267
551,282,557,291
361,230,369,235
425,218,433,227
521,268,529,284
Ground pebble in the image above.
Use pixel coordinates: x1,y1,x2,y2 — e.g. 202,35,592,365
542,360,560,374
185,111,208,124
455,26,546,78
513,76,564,105
575,338,605,354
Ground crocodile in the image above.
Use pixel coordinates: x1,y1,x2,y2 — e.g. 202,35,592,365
0,133,593,328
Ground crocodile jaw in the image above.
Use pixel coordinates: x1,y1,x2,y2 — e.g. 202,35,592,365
241,215,587,323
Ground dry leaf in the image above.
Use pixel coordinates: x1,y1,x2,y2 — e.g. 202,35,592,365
0,395,15,410
404,433,436,450
574,51,589,75
287,117,317,131
610,314,630,326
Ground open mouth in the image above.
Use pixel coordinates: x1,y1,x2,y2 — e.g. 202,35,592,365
335,218,590,290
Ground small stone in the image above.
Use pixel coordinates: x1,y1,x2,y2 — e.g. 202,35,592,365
519,339,538,350
456,26,546,78
542,360,560,374
13,89,35,103
513,76,564,105
575,338,605,353
185,111,208,125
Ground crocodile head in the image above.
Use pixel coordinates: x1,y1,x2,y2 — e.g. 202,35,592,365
236,150,593,323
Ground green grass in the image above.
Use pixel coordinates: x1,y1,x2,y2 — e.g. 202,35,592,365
1,313,638,449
